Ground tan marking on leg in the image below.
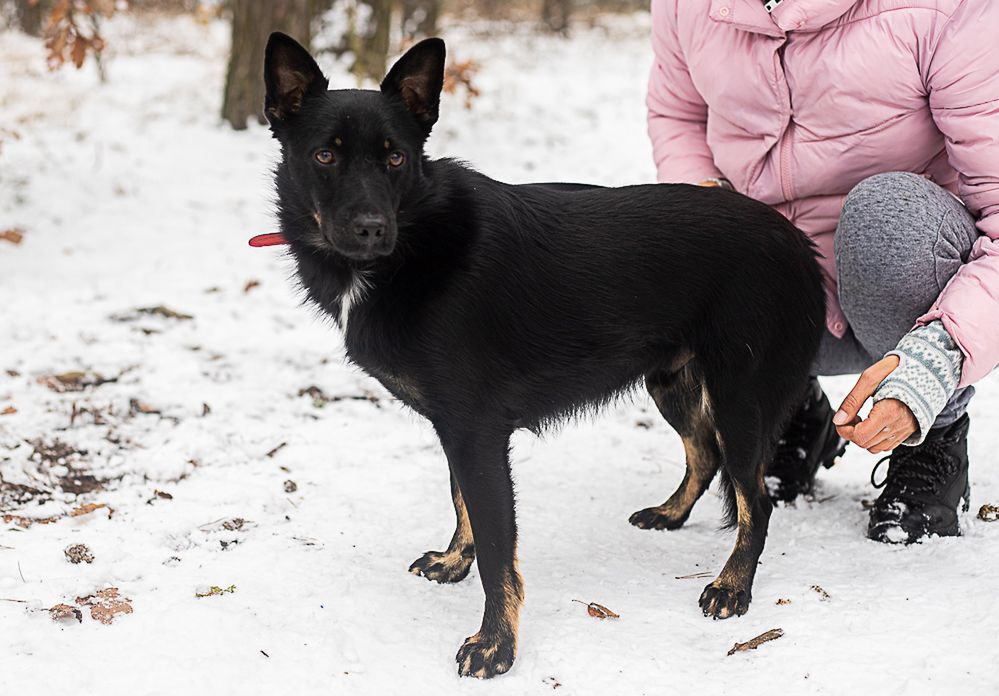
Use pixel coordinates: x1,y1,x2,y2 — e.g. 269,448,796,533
410,483,475,582
458,552,522,678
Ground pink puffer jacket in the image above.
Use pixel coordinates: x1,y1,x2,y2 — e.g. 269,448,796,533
647,0,999,387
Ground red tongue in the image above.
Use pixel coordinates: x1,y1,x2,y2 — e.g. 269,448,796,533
248,233,288,247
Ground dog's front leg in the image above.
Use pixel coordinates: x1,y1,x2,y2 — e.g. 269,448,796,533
408,471,475,583
439,427,523,679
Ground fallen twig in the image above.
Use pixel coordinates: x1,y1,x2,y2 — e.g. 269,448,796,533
674,571,714,580
727,628,784,656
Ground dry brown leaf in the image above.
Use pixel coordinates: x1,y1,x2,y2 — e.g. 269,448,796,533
776,598,792,606
444,58,482,108
70,36,87,68
243,279,261,293
70,502,113,518
128,398,160,416
222,518,245,531
727,628,784,656
1,406,16,415
810,585,830,600
572,599,619,619
3,514,59,528
38,370,115,393
0,228,24,245
978,504,999,522
76,587,132,625
50,603,83,623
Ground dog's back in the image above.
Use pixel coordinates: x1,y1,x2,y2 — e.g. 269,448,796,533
341,166,823,434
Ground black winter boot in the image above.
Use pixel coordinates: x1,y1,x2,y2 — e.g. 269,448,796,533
867,414,971,544
765,377,847,503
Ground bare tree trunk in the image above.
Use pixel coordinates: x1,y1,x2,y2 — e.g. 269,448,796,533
14,0,49,36
222,0,320,130
401,0,439,39
348,0,395,83
541,0,572,34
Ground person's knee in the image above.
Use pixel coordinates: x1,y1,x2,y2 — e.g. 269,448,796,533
836,172,940,260
836,172,947,247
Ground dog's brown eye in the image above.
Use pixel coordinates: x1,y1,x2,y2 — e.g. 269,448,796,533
388,151,406,167
315,150,335,165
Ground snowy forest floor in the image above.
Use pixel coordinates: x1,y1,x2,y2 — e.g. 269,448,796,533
1,11,997,696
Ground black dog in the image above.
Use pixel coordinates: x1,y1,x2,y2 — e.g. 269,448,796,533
261,33,825,678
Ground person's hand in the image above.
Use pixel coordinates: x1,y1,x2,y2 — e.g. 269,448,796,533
832,356,918,453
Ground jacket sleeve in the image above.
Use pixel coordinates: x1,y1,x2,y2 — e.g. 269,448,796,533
917,0,999,387
647,0,722,184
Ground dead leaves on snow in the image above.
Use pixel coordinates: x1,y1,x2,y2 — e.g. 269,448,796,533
49,603,82,624
3,513,59,529
3,502,112,529
0,228,25,245
37,370,119,393
979,504,999,522
75,587,133,624
49,588,133,626
572,599,619,620
70,502,113,519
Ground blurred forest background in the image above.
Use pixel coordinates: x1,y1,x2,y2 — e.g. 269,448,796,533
2,0,648,129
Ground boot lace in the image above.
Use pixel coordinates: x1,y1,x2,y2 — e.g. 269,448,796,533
870,441,959,498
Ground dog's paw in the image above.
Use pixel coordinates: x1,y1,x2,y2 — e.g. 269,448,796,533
408,547,474,584
456,631,515,679
628,506,686,531
699,581,751,620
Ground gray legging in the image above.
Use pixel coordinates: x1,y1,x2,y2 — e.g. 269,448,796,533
813,171,979,429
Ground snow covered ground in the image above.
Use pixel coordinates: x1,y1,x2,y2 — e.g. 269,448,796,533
2,11,997,696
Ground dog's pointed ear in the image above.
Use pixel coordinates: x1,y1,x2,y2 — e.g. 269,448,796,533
264,32,329,124
380,38,446,135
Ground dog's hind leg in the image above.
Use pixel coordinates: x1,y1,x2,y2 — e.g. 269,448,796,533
437,426,523,679
409,471,476,583
698,390,774,619
630,361,721,531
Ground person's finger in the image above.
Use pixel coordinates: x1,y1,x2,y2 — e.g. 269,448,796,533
833,356,901,426
860,401,918,453
870,433,902,454
835,418,860,440
852,409,896,449
870,426,911,454
863,422,904,452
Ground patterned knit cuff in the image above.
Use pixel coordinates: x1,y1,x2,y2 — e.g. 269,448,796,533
873,321,963,446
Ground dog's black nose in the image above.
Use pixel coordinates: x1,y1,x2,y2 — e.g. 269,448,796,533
351,214,388,240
